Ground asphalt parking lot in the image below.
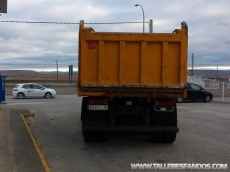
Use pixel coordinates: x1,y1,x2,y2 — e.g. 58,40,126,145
0,95,230,172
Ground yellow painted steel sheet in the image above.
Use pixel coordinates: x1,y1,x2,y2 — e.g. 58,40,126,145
78,20,188,97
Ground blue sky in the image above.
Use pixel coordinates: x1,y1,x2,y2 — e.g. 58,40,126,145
0,0,230,71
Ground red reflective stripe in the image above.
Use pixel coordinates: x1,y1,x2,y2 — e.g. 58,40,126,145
88,99,106,105
156,101,174,107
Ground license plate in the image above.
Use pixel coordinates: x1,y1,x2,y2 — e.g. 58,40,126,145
88,105,108,110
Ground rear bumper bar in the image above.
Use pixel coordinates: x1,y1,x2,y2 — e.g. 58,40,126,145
82,123,179,133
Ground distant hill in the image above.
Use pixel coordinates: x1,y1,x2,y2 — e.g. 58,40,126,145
40,70,229,78
192,70,230,79
0,70,40,76
39,71,78,75
1,69,229,79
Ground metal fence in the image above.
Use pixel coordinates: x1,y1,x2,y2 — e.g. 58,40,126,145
204,81,230,98
5,79,77,84
4,78,230,98
204,80,220,89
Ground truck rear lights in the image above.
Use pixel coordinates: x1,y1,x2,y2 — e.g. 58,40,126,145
156,101,175,107
155,101,175,112
88,99,107,105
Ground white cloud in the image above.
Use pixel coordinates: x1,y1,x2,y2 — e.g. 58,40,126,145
0,0,230,72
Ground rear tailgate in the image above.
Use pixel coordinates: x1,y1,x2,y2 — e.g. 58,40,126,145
78,20,188,98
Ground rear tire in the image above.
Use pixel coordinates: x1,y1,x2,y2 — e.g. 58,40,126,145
163,133,176,143
83,131,95,142
81,97,88,120
17,92,25,99
163,105,177,143
95,132,108,142
149,132,163,143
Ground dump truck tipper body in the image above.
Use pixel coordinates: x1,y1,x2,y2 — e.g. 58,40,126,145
78,20,188,143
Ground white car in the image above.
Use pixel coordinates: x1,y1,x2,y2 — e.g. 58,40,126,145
12,83,56,99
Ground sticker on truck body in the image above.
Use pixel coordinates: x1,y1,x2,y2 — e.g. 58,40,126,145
88,42,95,50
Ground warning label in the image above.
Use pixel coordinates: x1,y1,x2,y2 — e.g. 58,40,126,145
88,42,95,50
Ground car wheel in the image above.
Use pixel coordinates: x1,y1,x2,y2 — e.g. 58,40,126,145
45,92,52,98
204,95,211,102
17,92,25,99
176,98,183,103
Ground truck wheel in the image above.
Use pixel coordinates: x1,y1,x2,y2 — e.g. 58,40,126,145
81,97,88,120
95,132,108,142
149,132,163,143
163,104,177,143
163,133,176,143
83,131,95,142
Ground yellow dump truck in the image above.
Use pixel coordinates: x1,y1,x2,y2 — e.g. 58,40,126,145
78,20,188,143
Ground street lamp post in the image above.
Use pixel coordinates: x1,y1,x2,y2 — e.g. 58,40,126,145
134,4,145,33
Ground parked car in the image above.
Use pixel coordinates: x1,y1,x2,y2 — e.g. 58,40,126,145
176,83,213,103
12,83,56,99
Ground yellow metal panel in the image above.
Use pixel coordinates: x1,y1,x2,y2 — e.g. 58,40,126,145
103,41,120,84
119,41,125,85
162,42,168,86
166,42,180,86
144,42,162,86
140,42,147,85
79,36,87,85
98,41,104,84
78,20,188,98
179,37,188,87
85,41,98,85
124,42,141,85
83,33,184,42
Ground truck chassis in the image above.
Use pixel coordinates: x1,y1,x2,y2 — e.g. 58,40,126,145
81,96,178,143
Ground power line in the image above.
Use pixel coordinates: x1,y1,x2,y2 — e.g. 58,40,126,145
0,21,148,24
